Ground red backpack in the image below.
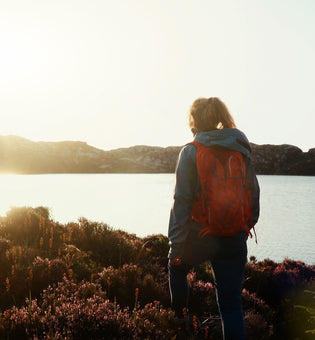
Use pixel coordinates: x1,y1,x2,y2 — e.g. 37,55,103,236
189,141,253,238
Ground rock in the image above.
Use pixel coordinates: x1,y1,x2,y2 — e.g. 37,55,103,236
251,144,315,175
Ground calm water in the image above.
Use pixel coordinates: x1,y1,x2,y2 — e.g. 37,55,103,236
0,174,314,265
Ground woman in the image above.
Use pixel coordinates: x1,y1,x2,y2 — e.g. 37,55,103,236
168,97,260,339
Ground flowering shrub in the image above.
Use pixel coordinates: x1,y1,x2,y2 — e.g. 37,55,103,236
133,301,177,338
98,264,169,308
272,259,315,299
68,218,142,267
0,207,70,264
187,273,275,339
0,206,314,339
244,258,277,305
0,237,10,252
31,256,68,297
62,247,100,282
0,278,177,339
244,311,274,340
137,234,169,268
244,257,315,306
242,289,274,327
187,271,218,316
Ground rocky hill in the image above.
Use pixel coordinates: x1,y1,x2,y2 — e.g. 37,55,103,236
251,143,315,175
0,135,314,175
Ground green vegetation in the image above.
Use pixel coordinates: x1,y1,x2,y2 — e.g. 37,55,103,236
0,206,314,339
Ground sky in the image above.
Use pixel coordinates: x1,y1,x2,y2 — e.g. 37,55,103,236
0,0,314,151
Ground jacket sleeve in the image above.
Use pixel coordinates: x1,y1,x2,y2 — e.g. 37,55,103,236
246,158,260,228
168,144,198,258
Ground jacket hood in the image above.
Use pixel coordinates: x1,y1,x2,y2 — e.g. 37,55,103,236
194,128,252,158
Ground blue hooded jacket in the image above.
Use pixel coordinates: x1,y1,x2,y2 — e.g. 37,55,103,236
168,128,260,259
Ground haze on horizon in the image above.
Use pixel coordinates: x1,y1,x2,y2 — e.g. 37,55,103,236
1,0,314,152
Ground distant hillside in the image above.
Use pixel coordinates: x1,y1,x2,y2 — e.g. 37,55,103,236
0,135,314,175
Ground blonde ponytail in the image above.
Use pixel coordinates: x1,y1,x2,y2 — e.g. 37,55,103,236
188,97,236,132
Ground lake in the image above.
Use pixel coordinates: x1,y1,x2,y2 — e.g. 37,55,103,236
0,174,314,265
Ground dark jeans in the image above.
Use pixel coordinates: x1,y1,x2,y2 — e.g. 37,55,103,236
169,230,247,340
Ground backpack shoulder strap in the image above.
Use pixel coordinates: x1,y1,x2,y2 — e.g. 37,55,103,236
186,141,201,148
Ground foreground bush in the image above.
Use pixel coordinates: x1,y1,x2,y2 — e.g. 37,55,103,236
0,206,314,339
67,218,143,267
98,263,169,308
0,278,177,339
